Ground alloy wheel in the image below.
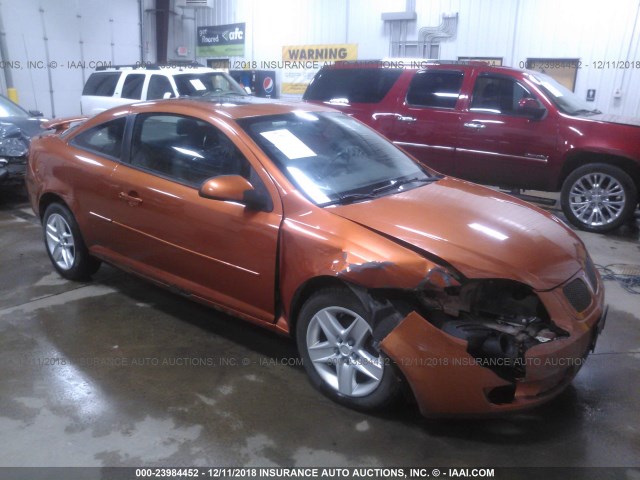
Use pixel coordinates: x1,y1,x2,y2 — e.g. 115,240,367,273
306,306,384,397
45,213,76,270
568,172,626,227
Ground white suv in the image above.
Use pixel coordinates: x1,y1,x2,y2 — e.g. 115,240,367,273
80,64,248,115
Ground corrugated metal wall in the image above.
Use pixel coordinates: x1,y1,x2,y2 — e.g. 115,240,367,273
508,0,640,117
0,0,141,117
180,0,640,116
1,0,638,117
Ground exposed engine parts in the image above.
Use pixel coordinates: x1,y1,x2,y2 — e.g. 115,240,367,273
370,278,570,382
418,279,569,380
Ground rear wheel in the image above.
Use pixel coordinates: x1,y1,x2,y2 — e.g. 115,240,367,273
296,287,402,411
560,163,637,233
43,203,101,280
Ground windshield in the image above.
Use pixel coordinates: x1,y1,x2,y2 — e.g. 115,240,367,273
237,111,436,206
173,72,247,97
0,96,29,118
527,72,599,116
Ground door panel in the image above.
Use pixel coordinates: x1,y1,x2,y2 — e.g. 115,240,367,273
66,117,127,246
390,69,465,175
106,166,280,320
456,73,558,189
102,113,282,321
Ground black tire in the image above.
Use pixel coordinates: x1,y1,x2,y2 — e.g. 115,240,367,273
560,163,637,233
296,287,402,411
42,203,101,280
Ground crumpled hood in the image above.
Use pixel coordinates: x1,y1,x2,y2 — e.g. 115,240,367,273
586,113,640,128
330,178,585,290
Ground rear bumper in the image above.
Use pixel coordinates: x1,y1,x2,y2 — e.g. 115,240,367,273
380,290,606,416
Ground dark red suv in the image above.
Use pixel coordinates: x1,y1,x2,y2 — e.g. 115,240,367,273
303,60,640,233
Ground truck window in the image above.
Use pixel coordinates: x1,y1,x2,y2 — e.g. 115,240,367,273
303,69,402,104
82,72,120,97
121,74,146,100
470,75,534,115
147,75,174,100
406,70,464,108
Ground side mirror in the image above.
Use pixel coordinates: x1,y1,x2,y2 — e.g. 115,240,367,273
244,86,252,95
162,92,173,99
29,110,44,117
517,98,546,120
199,175,270,211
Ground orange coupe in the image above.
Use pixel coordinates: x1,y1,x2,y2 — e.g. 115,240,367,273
27,98,606,415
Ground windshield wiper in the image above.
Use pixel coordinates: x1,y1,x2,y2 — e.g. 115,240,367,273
319,192,378,207
372,175,441,195
572,109,601,116
319,175,441,207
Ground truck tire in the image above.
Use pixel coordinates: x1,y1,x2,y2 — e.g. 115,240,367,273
560,163,637,233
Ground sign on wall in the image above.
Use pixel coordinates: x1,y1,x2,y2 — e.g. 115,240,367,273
281,44,358,62
196,23,245,57
525,58,579,91
458,57,503,66
280,43,358,95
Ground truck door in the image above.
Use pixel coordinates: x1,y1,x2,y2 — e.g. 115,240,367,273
389,68,465,175
455,72,558,189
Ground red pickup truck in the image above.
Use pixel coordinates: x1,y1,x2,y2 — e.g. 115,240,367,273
303,61,640,233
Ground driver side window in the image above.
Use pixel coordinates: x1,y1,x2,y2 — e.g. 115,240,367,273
129,114,256,188
470,75,535,115
147,75,174,100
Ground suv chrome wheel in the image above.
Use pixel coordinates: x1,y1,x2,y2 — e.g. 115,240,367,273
45,213,76,270
567,172,625,227
306,306,384,398
561,163,637,233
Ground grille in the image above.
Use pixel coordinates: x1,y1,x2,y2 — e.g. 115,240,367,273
585,256,598,292
563,278,592,312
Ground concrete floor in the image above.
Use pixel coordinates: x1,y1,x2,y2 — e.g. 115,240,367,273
1,186,639,471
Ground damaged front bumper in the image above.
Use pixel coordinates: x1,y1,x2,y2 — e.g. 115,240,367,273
0,123,30,187
380,274,607,416
0,157,27,186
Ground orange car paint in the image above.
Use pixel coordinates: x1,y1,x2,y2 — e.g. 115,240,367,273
27,99,605,415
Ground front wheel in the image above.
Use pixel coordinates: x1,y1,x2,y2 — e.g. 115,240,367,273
42,203,101,280
296,287,402,411
560,163,637,233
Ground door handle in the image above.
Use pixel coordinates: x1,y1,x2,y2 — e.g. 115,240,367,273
119,191,143,206
463,122,486,129
397,115,417,122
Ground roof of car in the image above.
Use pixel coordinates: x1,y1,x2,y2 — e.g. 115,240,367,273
321,59,522,72
93,65,223,75
128,96,336,120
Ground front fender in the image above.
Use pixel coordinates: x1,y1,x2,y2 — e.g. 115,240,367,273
279,211,439,321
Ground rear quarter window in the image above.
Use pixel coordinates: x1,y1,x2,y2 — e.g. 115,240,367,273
70,117,127,160
82,72,120,96
303,68,402,103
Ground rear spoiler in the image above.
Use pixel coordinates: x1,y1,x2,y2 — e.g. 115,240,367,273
42,116,89,133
